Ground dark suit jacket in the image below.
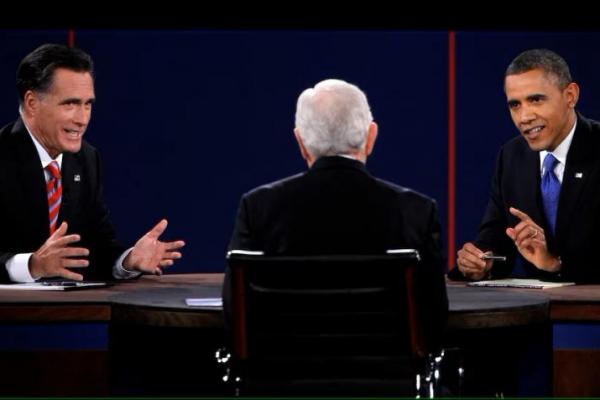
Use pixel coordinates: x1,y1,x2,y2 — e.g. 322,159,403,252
225,156,448,348
0,118,124,283
452,113,600,283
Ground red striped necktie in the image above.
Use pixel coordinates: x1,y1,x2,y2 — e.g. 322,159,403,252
46,161,62,235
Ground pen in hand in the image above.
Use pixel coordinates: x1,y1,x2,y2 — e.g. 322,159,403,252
481,254,507,262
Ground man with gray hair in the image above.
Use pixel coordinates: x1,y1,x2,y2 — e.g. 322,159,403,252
293,79,376,163
225,78,447,350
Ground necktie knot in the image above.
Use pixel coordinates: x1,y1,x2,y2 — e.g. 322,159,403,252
542,153,558,177
46,161,61,179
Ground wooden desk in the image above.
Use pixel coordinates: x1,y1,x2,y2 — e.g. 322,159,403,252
537,284,600,396
447,285,549,329
543,284,600,321
445,280,600,321
13,274,600,325
105,276,552,397
1,274,599,396
108,276,553,330
447,280,600,396
0,274,223,396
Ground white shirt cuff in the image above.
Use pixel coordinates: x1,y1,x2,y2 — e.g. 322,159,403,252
112,247,142,280
6,253,36,283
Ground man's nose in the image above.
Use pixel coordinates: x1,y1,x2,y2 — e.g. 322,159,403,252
518,106,536,125
73,105,91,126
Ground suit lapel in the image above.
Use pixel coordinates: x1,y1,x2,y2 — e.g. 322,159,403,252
521,146,545,227
555,116,594,242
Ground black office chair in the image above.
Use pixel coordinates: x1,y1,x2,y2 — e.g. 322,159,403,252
222,249,447,397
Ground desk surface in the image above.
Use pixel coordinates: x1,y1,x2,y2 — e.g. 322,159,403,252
448,280,600,321
0,273,599,325
2,274,596,397
0,274,221,322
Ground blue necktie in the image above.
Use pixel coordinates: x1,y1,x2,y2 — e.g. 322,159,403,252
541,153,560,235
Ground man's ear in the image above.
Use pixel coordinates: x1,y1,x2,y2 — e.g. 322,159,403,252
22,90,38,116
565,82,580,109
294,128,313,165
365,122,378,156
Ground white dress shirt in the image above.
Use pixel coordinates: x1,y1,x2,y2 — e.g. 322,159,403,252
539,120,577,183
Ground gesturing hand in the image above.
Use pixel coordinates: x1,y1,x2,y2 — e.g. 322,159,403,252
123,219,186,275
29,222,90,281
506,207,560,272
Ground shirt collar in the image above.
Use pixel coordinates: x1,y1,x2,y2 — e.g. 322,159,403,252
540,118,576,168
338,153,361,162
20,113,63,169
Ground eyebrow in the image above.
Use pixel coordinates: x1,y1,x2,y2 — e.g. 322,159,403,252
58,97,96,105
507,93,547,106
526,93,547,101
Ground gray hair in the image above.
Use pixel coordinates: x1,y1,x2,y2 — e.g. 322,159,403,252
505,49,572,89
295,79,373,158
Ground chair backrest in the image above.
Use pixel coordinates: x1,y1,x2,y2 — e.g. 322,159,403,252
227,249,430,396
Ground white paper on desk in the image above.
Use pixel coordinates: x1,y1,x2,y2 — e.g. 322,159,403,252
0,283,69,291
0,282,107,290
185,298,222,307
467,278,575,289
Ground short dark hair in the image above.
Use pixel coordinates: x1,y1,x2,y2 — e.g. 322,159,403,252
505,49,572,89
16,43,94,104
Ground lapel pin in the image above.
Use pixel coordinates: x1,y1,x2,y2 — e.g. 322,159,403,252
575,172,583,179
74,174,81,182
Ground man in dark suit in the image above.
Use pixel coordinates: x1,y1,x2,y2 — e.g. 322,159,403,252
455,48,600,283
226,78,448,347
0,43,185,283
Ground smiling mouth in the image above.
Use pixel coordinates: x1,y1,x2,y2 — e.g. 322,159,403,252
64,128,82,139
522,125,545,139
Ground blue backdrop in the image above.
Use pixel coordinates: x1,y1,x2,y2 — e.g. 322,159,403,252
1,30,599,273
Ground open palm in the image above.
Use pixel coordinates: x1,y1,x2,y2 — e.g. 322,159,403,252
123,219,185,275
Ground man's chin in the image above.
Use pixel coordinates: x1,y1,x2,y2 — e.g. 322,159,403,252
524,137,547,152
63,142,83,154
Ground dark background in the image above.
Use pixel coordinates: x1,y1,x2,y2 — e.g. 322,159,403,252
1,29,599,273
